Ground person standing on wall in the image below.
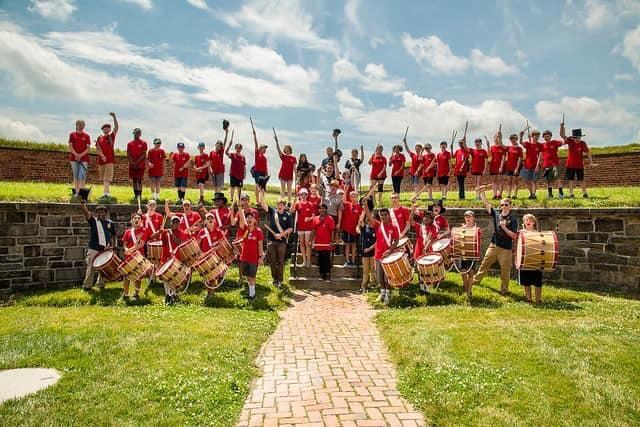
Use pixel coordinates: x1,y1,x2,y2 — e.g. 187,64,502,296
518,129,542,199
127,128,148,202
210,131,228,195
469,137,489,200
403,137,424,194
274,132,297,204
147,138,166,201
504,134,523,199
170,142,190,203
193,142,210,204
96,112,118,201
453,138,471,200
560,124,594,199
68,119,91,200
389,144,406,195
369,144,387,206
540,128,565,199
436,141,452,199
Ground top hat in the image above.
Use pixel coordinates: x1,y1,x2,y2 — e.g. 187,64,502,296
78,187,91,202
359,196,374,211
334,148,343,158
212,192,228,204
332,128,341,137
223,119,230,131
571,128,584,138
428,199,446,214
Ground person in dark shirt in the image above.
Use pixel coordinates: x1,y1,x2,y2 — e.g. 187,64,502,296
345,145,364,192
259,194,294,288
357,214,376,293
472,185,518,294
79,200,116,290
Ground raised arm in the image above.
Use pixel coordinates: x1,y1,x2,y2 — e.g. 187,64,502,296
225,133,233,159
409,204,417,227
478,184,493,213
403,137,412,155
110,112,119,136
164,199,173,217
360,145,365,163
79,199,92,220
274,131,283,157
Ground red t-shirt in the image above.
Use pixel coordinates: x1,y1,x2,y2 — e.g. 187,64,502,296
279,154,297,180
239,227,264,264
229,152,246,180
236,207,260,227
373,220,399,260
293,200,317,231
390,206,410,235
142,211,164,236
413,223,438,258
470,148,488,174
565,138,589,169
341,201,362,235
127,139,147,169
172,152,190,178
69,131,91,162
523,141,542,169
370,155,387,179
197,226,224,253
178,211,202,233
194,153,209,180
505,146,523,172
454,148,470,176
436,151,451,177
541,140,562,168
434,215,449,232
389,153,406,177
209,207,230,235
312,215,335,251
209,149,224,174
122,227,149,255
308,194,321,208
160,228,189,262
409,151,423,176
96,133,115,165
147,148,166,177
489,145,507,174
422,152,436,177
254,151,268,174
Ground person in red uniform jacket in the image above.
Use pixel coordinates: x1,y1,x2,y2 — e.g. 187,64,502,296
518,130,542,199
428,199,450,239
202,192,231,237
436,141,452,199
142,199,164,241
389,145,406,195
561,125,594,198
504,134,523,198
389,193,411,238
147,138,166,200
309,204,336,281
291,188,317,268
198,213,225,253
210,130,228,194
403,137,424,193
363,201,399,305
121,212,150,301
453,139,471,200
410,205,439,293
488,133,507,200
469,138,489,200
159,216,189,304
540,127,565,199
68,119,91,198
341,190,363,267
275,134,297,204
170,142,190,203
237,210,264,299
127,128,147,201
252,126,269,204
369,144,387,206
194,142,210,204
96,112,118,199
226,138,246,204
164,199,202,236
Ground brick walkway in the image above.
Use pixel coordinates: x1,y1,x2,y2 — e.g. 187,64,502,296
237,291,426,427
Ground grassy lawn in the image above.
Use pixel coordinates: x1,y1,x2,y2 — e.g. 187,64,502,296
371,274,640,426
1,180,639,208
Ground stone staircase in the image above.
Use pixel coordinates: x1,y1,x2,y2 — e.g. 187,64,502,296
289,253,363,290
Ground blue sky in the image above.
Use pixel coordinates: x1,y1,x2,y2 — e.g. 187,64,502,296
0,0,639,170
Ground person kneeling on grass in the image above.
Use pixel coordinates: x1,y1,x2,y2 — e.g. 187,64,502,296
79,200,116,291
237,210,264,299
519,214,544,303
121,213,149,301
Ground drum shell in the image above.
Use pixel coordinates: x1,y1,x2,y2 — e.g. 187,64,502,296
431,238,452,267
156,257,191,291
192,250,227,289
117,252,153,282
515,230,559,271
92,249,122,281
174,238,201,267
215,238,237,265
416,253,445,284
451,227,481,260
147,241,164,266
381,252,413,288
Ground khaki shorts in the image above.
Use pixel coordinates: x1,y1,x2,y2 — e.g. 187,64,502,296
99,163,114,182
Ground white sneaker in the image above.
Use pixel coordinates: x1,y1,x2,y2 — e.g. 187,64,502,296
425,284,431,294
383,293,390,305
376,293,384,302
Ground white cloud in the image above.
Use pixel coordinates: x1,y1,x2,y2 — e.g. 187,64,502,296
28,0,76,21
470,49,519,76
186,0,207,10
0,116,46,140
620,25,640,72
332,58,404,93
584,0,614,29
336,88,364,108
614,73,635,81
119,0,153,10
402,34,469,74
345,0,362,34
223,0,338,53
562,0,639,30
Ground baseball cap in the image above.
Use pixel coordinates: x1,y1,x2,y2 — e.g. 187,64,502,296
182,199,192,206
153,138,161,144
464,210,474,216
177,142,185,148
198,142,205,148
298,188,309,194
101,123,111,129
240,193,250,200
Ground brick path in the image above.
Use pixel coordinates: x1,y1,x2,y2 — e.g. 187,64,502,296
237,291,426,427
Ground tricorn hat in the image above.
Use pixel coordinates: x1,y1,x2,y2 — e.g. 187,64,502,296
212,192,228,204
222,119,230,130
571,128,585,138
428,199,446,214
332,128,341,137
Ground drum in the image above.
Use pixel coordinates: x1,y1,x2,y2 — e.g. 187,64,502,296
380,251,413,288
174,238,201,267
156,257,191,291
214,238,237,265
515,230,559,272
232,238,244,257
192,250,228,289
451,227,481,260
416,253,445,284
118,251,153,282
431,238,452,267
147,241,164,266
92,249,122,281
396,236,414,255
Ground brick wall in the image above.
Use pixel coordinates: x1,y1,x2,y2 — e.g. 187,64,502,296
1,202,638,292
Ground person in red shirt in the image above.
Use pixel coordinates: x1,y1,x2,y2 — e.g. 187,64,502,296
194,142,210,204
488,133,507,200
561,125,594,198
388,145,406,195
237,210,264,299
198,213,225,253
453,139,471,200
147,138,166,200
369,144,387,206
541,128,565,199
469,138,489,200
308,184,322,207
210,129,228,194
436,141,452,199
127,128,147,202
165,199,202,235
418,143,437,200
504,134,523,199
389,193,411,238
121,212,149,301
363,201,399,305
409,205,439,293
252,126,269,204
275,135,297,204
309,203,336,281
68,119,91,199
142,199,164,241
518,129,542,199
202,192,231,237
96,112,118,200
403,138,424,193
428,199,450,239
291,188,316,267
170,142,190,203
341,190,363,267
226,138,246,204
159,216,189,304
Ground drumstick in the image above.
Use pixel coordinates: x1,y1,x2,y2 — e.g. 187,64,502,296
250,116,255,133
463,121,468,140
525,120,531,140
272,127,278,140
403,126,409,141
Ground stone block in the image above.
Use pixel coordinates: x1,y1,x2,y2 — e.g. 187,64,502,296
5,211,25,223
39,216,70,227
32,269,54,283
595,218,624,232
64,247,85,260
562,270,593,283
8,224,38,236
58,237,78,247
24,257,47,267
2,270,31,279
17,236,57,245
589,233,609,244
563,247,587,258
577,221,593,232
626,224,640,236
628,257,640,267
0,279,10,290
566,233,588,241
616,245,639,257
26,212,37,223
55,268,83,281
46,228,72,236
11,277,32,285
588,251,628,265
0,262,22,272
596,264,619,272
0,254,22,263
50,261,73,268
610,236,640,245
73,261,86,268
42,247,64,257
556,220,577,233
544,269,562,280
558,256,576,265
23,245,41,257
0,248,7,254
0,237,16,246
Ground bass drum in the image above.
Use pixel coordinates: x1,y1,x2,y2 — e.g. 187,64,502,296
451,227,481,260
515,230,559,272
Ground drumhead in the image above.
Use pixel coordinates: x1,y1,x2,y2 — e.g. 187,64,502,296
515,232,526,269
431,238,451,251
176,238,195,249
417,253,442,265
92,250,113,267
156,258,175,275
381,251,404,264
397,237,409,246
148,241,163,248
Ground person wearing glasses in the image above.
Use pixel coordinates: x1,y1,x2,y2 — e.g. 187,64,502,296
471,185,518,295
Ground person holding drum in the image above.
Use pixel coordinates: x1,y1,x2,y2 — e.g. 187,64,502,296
159,216,189,304
258,195,293,288
410,206,439,294
363,201,399,305
80,200,116,291
472,186,518,295
197,213,226,296
518,214,543,303
165,199,202,236
236,210,265,299
308,204,336,281
369,144,387,206
428,200,450,239
458,210,481,299
121,213,150,301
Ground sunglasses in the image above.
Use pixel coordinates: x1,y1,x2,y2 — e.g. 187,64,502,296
207,218,214,221
500,203,510,207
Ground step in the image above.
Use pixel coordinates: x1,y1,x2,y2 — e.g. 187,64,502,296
295,254,348,264
288,277,362,291
289,265,360,278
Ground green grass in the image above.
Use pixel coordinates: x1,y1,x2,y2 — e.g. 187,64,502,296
371,273,640,426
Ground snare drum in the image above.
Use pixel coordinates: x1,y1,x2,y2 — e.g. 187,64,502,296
92,249,122,281
156,257,191,291
396,236,414,256
192,250,228,289
451,227,481,260
380,251,413,288
118,252,153,282
232,238,244,257
431,238,452,267
147,241,164,266
174,238,201,267
416,253,445,284
515,230,559,272
214,238,237,265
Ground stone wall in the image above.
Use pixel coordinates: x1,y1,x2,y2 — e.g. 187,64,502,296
1,203,639,292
